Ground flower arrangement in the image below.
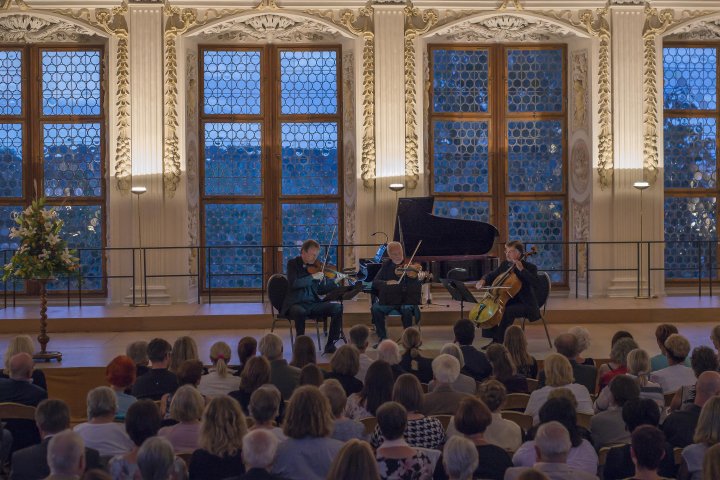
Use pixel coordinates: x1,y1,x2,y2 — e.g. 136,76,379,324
2,197,78,281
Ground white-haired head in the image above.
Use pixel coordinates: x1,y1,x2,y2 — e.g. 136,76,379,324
440,343,465,368
442,436,478,480
47,430,85,476
242,429,279,470
377,340,401,365
137,437,176,480
432,354,461,385
534,421,572,463
258,333,283,361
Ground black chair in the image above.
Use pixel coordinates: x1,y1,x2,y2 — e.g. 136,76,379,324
267,274,326,351
521,271,552,348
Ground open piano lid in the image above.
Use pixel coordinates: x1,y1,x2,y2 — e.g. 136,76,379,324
392,196,499,257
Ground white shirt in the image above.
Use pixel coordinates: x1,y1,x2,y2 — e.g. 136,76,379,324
512,439,598,475
524,384,594,424
447,412,522,452
356,352,373,383
73,422,134,457
650,363,696,394
198,369,241,397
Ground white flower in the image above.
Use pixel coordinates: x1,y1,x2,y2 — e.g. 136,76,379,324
47,233,60,246
22,206,32,216
38,250,49,261
41,210,53,220
61,249,72,264
8,227,20,239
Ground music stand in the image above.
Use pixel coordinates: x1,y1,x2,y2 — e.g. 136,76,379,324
322,283,363,346
441,278,478,320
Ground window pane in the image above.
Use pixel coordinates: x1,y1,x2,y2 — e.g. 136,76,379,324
204,123,262,196
42,50,101,116
508,120,563,193
204,203,263,289
281,50,337,115
281,203,338,269
663,47,716,110
508,199,564,282
507,49,563,113
281,123,338,195
433,121,489,194
432,49,489,113
0,123,22,198
665,196,717,279
664,117,716,189
203,50,261,115
0,206,22,292
0,50,22,116
43,123,101,198
434,200,490,223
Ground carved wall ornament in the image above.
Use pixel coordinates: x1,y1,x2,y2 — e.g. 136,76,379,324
0,0,28,10
609,0,642,4
571,199,589,277
342,51,357,267
199,13,340,42
442,14,573,42
571,139,591,195
498,0,523,10
668,19,720,40
185,48,199,285
571,49,589,134
0,14,95,42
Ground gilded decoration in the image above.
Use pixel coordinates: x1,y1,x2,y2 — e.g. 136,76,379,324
0,14,91,42
669,19,720,40
571,199,589,277
571,50,589,134
0,0,27,10
498,0,523,10
199,14,340,42
186,48,199,286
571,139,591,195
342,51,357,267
442,15,573,42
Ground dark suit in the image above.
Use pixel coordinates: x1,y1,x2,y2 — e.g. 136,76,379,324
662,403,701,448
131,368,178,401
458,344,492,383
370,259,421,340
10,436,102,480
0,378,48,452
421,385,471,415
225,467,287,480
538,359,597,394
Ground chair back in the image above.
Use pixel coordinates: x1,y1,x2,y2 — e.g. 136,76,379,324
502,393,531,411
536,271,551,309
576,412,593,430
0,402,36,420
431,414,453,430
420,383,429,394
360,416,377,436
177,452,193,468
673,447,683,465
664,391,676,407
526,378,539,392
267,274,289,315
500,410,533,432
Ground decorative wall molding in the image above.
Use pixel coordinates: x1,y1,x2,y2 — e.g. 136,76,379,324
185,48,199,287
668,18,720,39
199,13,340,42
571,139,591,195
342,51,357,266
571,49,589,134
423,50,431,189
498,0,523,10
0,0,28,10
0,14,93,42
609,0,642,4
571,198,589,277
442,14,573,42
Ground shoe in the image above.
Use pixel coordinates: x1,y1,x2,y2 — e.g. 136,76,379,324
323,343,337,355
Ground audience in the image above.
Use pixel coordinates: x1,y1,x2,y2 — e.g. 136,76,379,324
486,343,529,394
375,402,434,479
567,326,594,366
73,387,134,457
423,354,470,415
473,380,522,451
650,324,684,371
105,355,137,420
703,443,720,480
158,385,204,453
199,341,242,396
662,371,720,447
453,319,492,382
235,336,258,376
247,384,286,441
598,336,638,391
45,431,87,480
376,340,406,379
504,325,538,379
349,324,372,383
132,338,178,401
160,359,204,419
259,333,300,400
137,437,187,480
670,345,718,411
325,344,363,395
539,333,596,393
169,336,200,374
319,379,365,442
590,375,640,449
711,325,720,361
327,439,380,480
126,340,150,378
441,436,478,480
0,352,48,406
650,333,696,393
299,363,324,386
229,429,283,480
525,354,593,423
399,327,434,384
229,356,272,414
1,335,47,390
428,343,476,394
680,395,720,480
627,426,667,480
593,348,663,413
346,360,394,420
289,335,316,369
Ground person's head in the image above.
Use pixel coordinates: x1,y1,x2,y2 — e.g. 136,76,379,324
567,326,591,355
387,241,404,264
695,371,720,406
691,346,719,377
627,348,651,377
504,325,531,365
35,399,70,437
376,339,401,365
146,338,172,367
320,379,348,418
209,341,232,377
105,355,136,390
47,430,85,476
126,340,149,366
361,360,394,415
299,363,324,386
200,396,247,457
169,336,199,372
327,439,380,480
454,397,492,436
538,397,581,447
553,333,580,359
290,335,316,369
8,352,33,380
486,343,516,381
249,384,282,424
611,330,634,347
258,333,283,361
693,395,720,445
610,337,639,367
543,353,574,387
349,324,370,352
534,421,571,463
330,344,360,377
86,386,117,420
376,401,407,441
622,398,661,431
477,379,506,413
630,425,666,472
283,385,333,439
703,443,720,480
453,319,475,346
137,437,175,480
504,240,524,261
440,343,465,368
609,374,640,407
176,359,204,386
240,356,271,393
442,436,479,480
169,384,204,423
655,324,679,353
300,239,320,264
237,336,257,366
3,335,34,373
432,354,461,385
242,429,279,471
546,388,578,409
664,333,691,364
401,327,423,359
125,399,161,446
392,374,424,414
711,325,720,351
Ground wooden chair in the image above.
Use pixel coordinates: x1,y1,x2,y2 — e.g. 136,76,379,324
177,452,193,468
0,402,35,420
598,444,624,467
500,410,533,432
520,271,552,348
526,378,538,393
502,393,531,411
420,383,429,394
431,415,453,430
673,447,683,465
576,412,593,430
664,391,677,407
360,416,378,436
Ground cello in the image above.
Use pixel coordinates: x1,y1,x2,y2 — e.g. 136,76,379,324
469,246,538,328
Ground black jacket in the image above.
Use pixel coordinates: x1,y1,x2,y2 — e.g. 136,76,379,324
459,345,492,383
482,260,541,321
281,257,336,315
131,368,178,401
0,378,47,406
10,437,102,480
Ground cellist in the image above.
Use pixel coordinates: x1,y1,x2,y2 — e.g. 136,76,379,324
475,240,541,347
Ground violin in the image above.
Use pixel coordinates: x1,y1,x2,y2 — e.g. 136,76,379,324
394,260,431,282
306,260,354,281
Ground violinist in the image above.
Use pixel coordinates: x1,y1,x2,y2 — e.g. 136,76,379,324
475,240,541,347
371,241,421,344
282,239,343,355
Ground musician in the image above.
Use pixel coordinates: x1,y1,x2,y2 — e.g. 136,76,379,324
371,241,421,343
475,240,541,346
282,239,343,355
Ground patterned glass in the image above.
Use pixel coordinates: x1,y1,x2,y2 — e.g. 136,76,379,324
42,50,101,116
280,50,337,115
664,117,716,189
281,203,338,269
0,206,22,292
203,50,261,115
508,120,563,192
663,47,716,110
281,123,338,195
434,200,491,223
664,196,717,279
432,49,489,113
204,123,262,196
507,49,563,113
43,123,102,198
204,203,263,289
0,124,22,198
508,199,564,282
433,121,489,194
0,50,22,116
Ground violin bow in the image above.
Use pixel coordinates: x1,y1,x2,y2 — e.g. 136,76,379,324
320,225,337,278
398,239,422,283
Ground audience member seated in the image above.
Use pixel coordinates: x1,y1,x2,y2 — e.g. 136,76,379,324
45,431,87,480
325,344,363,396
626,425,667,480
299,363,324,387
505,421,598,480
423,354,471,416
259,333,300,400
473,380,522,451
327,439,380,480
426,344,475,395
375,402,434,479
132,338,179,401
0,352,48,406
370,374,444,450
234,336,258,376
247,385,286,441
399,327,434,384
602,398,677,480
662,371,720,448
199,341,242,396
650,324,688,372
1,335,47,390
486,343,529,394
504,325,539,379
73,386,134,457
453,319,492,382
598,337,638,391
226,429,284,480
650,333,696,394
568,327,594,366
595,349,663,413
272,386,343,480
137,437,188,480
539,334,597,394
158,385,203,453
440,436,478,480
82,469,112,480
320,379,365,442
169,336,201,374
346,360,393,420
349,324,373,383
514,397,598,475
597,331,632,373
10,399,101,480
376,340,406,379
681,395,720,480
189,396,247,480
525,354,593,424
105,355,137,420
289,335,316,370
126,340,150,378
160,359,204,420
703,443,720,480
590,375,639,449
671,346,718,412
229,356,272,414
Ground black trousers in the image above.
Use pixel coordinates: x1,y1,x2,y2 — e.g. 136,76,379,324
482,300,536,343
286,301,343,345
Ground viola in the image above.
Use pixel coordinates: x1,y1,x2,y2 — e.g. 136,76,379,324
306,260,354,281
393,260,431,282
